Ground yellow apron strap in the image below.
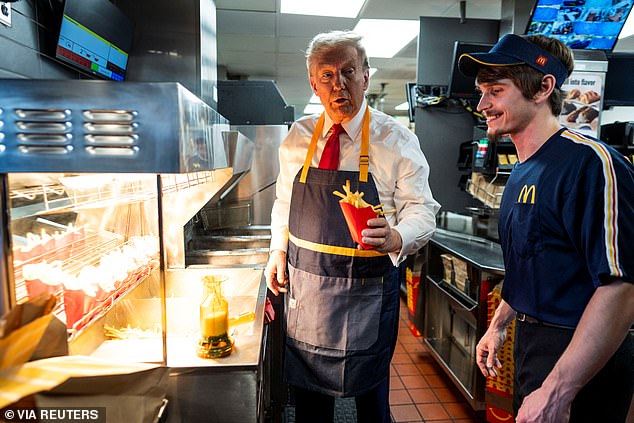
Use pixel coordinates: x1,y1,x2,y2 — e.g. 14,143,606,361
300,106,371,184
300,113,326,183
289,234,387,258
359,105,370,182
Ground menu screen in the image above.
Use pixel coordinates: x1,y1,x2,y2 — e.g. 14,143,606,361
56,15,128,81
55,0,133,81
526,0,633,51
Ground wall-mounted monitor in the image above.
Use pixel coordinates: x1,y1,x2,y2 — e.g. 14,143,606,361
447,41,494,99
55,0,134,81
603,52,634,108
525,0,634,51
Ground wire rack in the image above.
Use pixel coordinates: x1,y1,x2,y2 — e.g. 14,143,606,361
14,231,159,338
9,171,217,219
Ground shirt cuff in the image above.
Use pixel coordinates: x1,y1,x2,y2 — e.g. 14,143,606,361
269,231,289,253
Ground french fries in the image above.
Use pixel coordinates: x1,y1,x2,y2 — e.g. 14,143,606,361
333,180,372,208
333,180,395,215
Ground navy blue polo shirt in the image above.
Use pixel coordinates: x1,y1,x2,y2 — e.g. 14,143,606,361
499,128,634,327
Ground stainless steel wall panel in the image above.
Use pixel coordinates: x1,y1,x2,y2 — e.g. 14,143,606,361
118,0,218,109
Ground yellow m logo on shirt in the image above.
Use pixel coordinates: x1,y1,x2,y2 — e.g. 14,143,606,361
518,185,536,204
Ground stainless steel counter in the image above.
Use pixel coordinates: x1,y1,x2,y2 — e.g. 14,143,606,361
164,268,269,423
431,229,504,274
423,229,505,412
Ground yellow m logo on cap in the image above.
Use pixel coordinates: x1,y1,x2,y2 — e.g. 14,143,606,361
518,185,536,204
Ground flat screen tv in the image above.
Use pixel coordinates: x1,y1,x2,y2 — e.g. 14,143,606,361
55,0,134,81
447,41,494,99
603,52,634,108
525,0,634,51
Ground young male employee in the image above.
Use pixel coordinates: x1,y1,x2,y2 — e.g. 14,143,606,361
459,34,634,422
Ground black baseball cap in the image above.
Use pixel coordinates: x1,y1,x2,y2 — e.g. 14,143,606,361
458,34,570,88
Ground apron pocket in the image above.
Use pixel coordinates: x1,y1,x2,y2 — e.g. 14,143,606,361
286,265,383,351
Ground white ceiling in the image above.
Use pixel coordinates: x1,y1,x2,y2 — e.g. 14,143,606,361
215,0,634,118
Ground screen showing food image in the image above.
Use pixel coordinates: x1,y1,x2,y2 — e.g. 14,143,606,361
526,0,634,51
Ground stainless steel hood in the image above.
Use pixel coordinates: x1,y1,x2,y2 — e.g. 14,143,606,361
0,80,228,173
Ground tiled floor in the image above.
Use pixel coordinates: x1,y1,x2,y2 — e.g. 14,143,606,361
390,298,486,423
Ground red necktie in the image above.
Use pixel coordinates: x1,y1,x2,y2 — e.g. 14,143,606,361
318,123,343,170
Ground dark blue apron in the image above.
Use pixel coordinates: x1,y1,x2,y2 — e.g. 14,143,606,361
284,108,400,397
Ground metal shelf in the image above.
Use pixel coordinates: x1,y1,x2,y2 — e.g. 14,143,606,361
9,172,219,220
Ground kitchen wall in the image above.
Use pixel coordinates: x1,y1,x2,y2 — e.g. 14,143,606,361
0,0,81,79
0,0,218,110
415,17,500,213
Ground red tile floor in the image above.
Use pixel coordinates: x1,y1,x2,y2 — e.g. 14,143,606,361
389,298,486,423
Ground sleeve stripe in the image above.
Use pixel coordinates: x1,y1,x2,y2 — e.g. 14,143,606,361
562,130,623,277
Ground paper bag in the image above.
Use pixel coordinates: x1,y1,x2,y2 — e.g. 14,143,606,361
36,365,168,423
339,201,377,250
0,294,68,369
0,356,168,423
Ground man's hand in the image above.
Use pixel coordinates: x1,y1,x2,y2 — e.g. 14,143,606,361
475,325,506,377
360,218,402,253
265,249,288,296
516,385,572,423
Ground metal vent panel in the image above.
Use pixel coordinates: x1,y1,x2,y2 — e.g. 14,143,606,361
0,80,229,173
15,109,71,120
82,110,138,121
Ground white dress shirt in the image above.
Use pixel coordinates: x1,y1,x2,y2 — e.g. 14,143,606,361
270,99,440,265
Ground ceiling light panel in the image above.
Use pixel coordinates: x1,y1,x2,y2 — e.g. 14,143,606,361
281,0,366,18
353,19,419,58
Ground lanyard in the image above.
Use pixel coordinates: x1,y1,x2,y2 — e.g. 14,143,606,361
299,105,371,184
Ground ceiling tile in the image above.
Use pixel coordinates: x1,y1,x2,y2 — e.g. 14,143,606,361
220,51,275,65
278,14,356,37
217,10,276,36
216,0,509,117
215,0,277,13
217,34,277,53
278,36,313,54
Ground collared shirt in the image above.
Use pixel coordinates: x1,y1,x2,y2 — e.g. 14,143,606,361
270,99,440,264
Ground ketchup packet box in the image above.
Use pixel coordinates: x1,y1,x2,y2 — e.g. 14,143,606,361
339,201,377,250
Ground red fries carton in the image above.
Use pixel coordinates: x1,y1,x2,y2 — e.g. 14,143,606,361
339,201,377,250
334,180,385,250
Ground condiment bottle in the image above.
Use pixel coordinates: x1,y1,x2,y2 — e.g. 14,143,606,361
197,275,232,358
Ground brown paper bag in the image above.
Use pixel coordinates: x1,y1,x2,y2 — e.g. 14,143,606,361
0,356,168,422
0,294,68,368
35,366,169,423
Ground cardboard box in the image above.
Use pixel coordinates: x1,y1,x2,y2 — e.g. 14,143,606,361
440,254,469,293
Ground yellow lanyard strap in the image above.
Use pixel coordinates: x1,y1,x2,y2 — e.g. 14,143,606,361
300,106,371,183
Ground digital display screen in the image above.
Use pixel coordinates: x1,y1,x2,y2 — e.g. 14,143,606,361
55,0,134,81
526,0,634,51
448,41,494,99
603,52,634,107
